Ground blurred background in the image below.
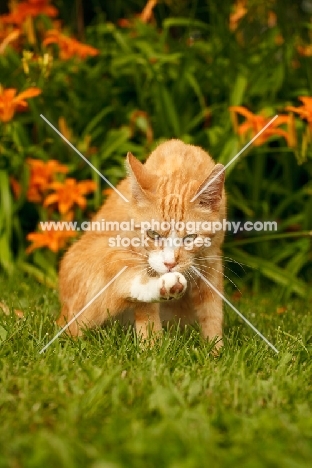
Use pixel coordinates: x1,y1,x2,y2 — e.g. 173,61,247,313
0,0,311,298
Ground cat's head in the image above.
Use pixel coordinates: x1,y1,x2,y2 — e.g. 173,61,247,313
125,152,226,275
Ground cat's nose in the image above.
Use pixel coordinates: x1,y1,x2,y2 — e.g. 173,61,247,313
164,261,177,271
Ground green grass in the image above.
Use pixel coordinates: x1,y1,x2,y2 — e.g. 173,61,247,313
0,273,312,468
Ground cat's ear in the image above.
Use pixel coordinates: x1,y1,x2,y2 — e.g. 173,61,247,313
194,164,225,211
126,152,154,201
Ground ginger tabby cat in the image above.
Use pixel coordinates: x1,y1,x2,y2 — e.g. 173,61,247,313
58,139,226,348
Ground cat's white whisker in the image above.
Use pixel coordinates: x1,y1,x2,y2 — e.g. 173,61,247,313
196,256,247,272
185,268,203,302
196,260,243,280
190,266,218,307
193,262,241,293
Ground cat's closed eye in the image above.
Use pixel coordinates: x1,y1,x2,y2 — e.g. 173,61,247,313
147,229,162,240
183,233,197,241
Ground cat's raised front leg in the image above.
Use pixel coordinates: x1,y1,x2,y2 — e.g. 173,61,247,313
129,272,187,302
129,272,187,341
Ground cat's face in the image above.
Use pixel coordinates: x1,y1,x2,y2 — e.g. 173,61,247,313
126,152,226,276
143,226,213,275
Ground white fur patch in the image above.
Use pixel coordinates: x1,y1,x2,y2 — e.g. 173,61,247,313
130,276,160,302
130,272,187,302
148,252,168,275
148,230,179,274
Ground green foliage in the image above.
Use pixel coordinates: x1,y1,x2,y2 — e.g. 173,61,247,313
0,0,312,295
0,273,312,467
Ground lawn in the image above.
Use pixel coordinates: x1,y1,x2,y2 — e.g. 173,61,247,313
0,273,311,468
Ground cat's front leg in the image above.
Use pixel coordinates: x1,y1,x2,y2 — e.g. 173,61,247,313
134,303,162,341
195,269,223,350
129,272,187,303
196,296,223,350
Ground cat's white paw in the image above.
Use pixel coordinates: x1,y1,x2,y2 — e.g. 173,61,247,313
129,272,187,303
158,272,187,300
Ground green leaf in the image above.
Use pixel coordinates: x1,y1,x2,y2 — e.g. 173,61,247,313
20,262,57,289
0,234,13,271
0,170,12,235
157,85,180,136
229,248,308,298
163,17,210,33
81,106,113,139
229,73,248,106
0,325,8,342
217,137,239,171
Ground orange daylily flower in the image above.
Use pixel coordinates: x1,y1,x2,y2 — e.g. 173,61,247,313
286,97,312,131
58,116,73,141
27,159,69,203
43,30,99,60
118,0,157,28
1,0,58,25
267,11,277,28
102,188,114,197
0,26,21,54
0,86,41,122
10,177,22,199
297,44,312,57
229,0,247,31
229,106,296,147
275,34,284,46
118,18,132,28
26,228,76,253
140,0,157,23
44,178,97,214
